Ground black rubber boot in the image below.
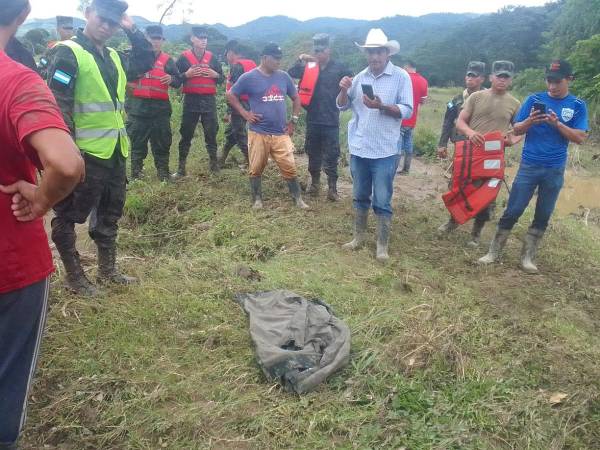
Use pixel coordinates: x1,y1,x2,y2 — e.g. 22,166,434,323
172,158,186,180
219,144,233,168
342,209,368,250
52,219,99,297
307,173,321,196
376,215,392,261
130,158,143,180
327,177,339,202
287,178,309,209
97,245,138,285
250,176,263,209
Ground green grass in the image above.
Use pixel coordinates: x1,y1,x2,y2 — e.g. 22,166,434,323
21,89,600,449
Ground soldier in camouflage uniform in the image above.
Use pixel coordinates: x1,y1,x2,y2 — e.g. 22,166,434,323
126,25,183,181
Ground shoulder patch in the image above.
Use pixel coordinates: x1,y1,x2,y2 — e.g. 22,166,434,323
52,69,73,86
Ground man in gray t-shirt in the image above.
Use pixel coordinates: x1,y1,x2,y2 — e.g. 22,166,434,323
228,43,308,210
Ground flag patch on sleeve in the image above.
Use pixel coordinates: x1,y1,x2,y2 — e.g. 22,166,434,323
52,70,72,85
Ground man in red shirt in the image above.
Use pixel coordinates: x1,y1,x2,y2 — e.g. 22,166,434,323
0,1,84,447
398,60,428,174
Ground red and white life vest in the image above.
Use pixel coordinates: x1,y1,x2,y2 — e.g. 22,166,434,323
132,52,171,101
226,58,257,102
182,49,217,95
442,131,506,224
298,62,320,107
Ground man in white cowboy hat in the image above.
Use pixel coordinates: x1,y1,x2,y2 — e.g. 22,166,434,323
337,28,413,262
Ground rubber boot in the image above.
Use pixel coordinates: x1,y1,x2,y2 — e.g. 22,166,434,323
219,144,233,168
438,216,459,235
376,215,392,262
521,228,545,274
478,228,511,265
287,178,309,209
399,153,412,175
342,209,368,250
130,158,143,180
208,150,220,174
327,177,340,202
97,245,138,285
307,173,321,196
172,158,186,180
467,219,486,248
250,176,263,209
52,221,99,297
156,159,171,183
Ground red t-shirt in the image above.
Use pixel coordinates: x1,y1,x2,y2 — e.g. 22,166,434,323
0,51,70,294
402,72,429,129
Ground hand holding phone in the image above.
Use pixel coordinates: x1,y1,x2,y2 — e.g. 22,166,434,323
532,101,546,114
361,83,375,100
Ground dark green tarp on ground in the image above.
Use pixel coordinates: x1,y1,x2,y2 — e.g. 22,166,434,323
236,290,351,394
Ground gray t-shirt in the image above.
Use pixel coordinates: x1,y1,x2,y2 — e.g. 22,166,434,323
231,68,297,135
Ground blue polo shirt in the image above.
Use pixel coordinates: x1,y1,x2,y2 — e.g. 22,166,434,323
517,92,588,168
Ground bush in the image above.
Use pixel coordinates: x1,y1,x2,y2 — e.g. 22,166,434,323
512,68,547,98
413,127,438,157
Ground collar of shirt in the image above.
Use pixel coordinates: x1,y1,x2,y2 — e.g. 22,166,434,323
366,61,394,80
74,30,109,60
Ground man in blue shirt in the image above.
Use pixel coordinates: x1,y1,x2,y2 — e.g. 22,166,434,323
227,43,308,210
478,60,589,273
337,29,413,262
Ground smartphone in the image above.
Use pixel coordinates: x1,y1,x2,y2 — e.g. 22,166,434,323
361,84,375,100
533,101,546,114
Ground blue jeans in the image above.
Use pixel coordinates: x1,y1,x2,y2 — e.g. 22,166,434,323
350,154,400,218
498,163,565,231
398,126,414,155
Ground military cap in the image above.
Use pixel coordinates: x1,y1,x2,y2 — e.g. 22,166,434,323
145,25,164,39
56,16,74,29
91,0,128,24
466,61,485,77
312,33,331,52
191,26,209,38
492,60,515,77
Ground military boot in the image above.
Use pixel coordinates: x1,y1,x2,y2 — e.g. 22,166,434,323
287,178,309,209
97,245,138,285
307,173,321,196
521,228,545,274
250,176,263,209
208,150,220,174
467,219,486,248
219,145,233,168
437,216,459,235
327,177,340,202
376,215,392,262
478,228,511,265
130,158,143,180
342,209,368,250
172,159,186,180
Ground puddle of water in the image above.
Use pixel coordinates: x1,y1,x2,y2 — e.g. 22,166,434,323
505,166,600,216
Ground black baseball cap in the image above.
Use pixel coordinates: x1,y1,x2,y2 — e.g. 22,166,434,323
191,26,209,38
91,0,128,24
466,61,485,77
262,42,283,58
145,25,164,39
546,59,573,80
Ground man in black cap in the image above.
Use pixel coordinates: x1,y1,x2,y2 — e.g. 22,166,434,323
227,43,308,210
46,0,155,296
174,26,224,176
288,33,353,201
126,25,183,181
39,16,75,78
437,61,486,160
220,40,257,168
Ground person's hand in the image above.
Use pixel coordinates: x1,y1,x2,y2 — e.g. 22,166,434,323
527,108,548,126
363,95,383,110
339,76,353,91
299,53,317,63
200,68,219,79
287,121,295,137
223,114,231,124
120,14,135,32
159,74,172,85
184,66,204,79
243,111,261,124
468,131,485,147
0,181,48,222
545,109,560,127
437,147,448,159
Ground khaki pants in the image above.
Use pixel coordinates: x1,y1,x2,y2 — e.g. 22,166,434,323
248,131,297,179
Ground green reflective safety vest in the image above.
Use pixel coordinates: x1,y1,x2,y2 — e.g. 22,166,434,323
59,40,129,159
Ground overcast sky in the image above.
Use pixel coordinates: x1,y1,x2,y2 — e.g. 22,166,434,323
28,0,550,27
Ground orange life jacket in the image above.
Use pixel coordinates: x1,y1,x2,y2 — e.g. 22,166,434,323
298,62,320,107
132,52,171,101
442,131,505,224
226,58,257,102
182,49,217,95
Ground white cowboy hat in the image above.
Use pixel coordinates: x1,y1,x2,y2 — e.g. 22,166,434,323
355,28,400,56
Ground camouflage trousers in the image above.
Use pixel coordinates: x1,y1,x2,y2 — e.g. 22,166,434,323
127,114,172,181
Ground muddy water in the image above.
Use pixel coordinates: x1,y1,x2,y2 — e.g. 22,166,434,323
505,166,600,216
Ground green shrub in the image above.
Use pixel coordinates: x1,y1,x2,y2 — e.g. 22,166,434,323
413,127,438,157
